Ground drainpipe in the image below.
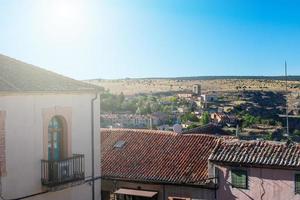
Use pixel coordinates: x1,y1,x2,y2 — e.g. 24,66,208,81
91,93,98,200
0,177,2,200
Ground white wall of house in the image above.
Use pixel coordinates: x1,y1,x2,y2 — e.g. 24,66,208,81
0,92,100,200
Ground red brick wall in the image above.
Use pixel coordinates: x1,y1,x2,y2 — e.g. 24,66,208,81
0,111,6,176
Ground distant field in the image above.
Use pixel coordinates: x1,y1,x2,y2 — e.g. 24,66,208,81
86,77,300,96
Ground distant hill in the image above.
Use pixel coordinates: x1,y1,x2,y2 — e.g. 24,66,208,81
170,76,300,81
86,76,300,95
87,76,300,81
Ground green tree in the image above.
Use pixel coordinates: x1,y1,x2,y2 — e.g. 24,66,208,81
242,114,260,128
181,113,199,123
162,105,173,114
200,112,210,125
187,124,198,130
118,92,125,104
263,132,273,140
294,130,300,137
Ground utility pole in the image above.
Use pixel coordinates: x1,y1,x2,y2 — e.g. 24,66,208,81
149,117,153,130
285,61,289,137
235,124,239,137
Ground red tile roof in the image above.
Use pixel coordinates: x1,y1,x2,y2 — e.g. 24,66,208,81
209,139,300,169
101,128,222,185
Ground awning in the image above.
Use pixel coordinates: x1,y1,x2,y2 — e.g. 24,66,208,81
114,188,158,198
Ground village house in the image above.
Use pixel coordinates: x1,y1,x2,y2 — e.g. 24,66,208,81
192,84,201,96
210,113,238,127
199,93,218,108
0,54,101,200
156,124,173,131
101,127,300,200
209,139,300,200
177,93,193,99
100,114,149,128
177,106,190,114
101,128,225,200
193,93,218,110
100,113,167,129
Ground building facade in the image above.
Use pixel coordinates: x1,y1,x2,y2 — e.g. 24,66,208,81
0,54,101,200
192,84,201,95
209,139,300,200
210,113,237,127
100,114,163,129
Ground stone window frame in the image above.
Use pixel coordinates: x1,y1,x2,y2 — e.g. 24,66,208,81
42,107,72,160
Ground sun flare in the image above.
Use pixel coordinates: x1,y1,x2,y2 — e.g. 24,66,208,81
41,0,89,40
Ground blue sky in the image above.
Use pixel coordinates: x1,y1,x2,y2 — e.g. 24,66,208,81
0,0,300,79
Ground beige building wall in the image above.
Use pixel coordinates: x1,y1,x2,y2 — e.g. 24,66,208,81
0,93,100,200
215,164,300,200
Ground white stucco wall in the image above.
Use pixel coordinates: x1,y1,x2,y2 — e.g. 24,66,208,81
0,92,100,200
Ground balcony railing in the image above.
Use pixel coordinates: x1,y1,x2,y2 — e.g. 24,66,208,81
41,154,85,187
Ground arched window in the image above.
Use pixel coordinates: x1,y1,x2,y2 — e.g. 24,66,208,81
48,116,64,160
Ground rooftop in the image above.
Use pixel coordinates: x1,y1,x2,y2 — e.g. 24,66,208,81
0,54,101,93
209,139,300,169
101,128,225,186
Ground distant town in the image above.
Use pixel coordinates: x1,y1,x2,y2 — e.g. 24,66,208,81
97,79,300,141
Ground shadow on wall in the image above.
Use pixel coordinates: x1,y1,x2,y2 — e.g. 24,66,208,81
217,168,254,200
249,168,294,193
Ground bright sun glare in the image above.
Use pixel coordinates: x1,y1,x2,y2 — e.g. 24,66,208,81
41,0,89,41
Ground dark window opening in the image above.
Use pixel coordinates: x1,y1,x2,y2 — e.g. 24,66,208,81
231,169,248,189
295,174,300,194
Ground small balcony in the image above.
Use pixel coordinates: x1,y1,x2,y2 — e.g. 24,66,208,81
41,154,85,187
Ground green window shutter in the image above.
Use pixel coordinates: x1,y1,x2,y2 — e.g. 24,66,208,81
295,174,300,194
231,169,248,189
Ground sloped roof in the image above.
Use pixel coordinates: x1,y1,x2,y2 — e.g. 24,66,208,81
209,139,300,169
101,128,222,186
0,54,101,93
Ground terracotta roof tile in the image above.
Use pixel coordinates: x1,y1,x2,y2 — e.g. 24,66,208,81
209,139,300,169
101,128,224,185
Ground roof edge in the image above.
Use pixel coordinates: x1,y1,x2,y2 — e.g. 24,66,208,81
101,176,216,189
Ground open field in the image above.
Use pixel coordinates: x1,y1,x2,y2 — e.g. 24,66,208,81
87,78,300,96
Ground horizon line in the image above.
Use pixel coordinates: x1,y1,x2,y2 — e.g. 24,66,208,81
85,75,300,81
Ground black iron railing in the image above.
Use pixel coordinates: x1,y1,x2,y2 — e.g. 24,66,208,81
41,154,85,187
